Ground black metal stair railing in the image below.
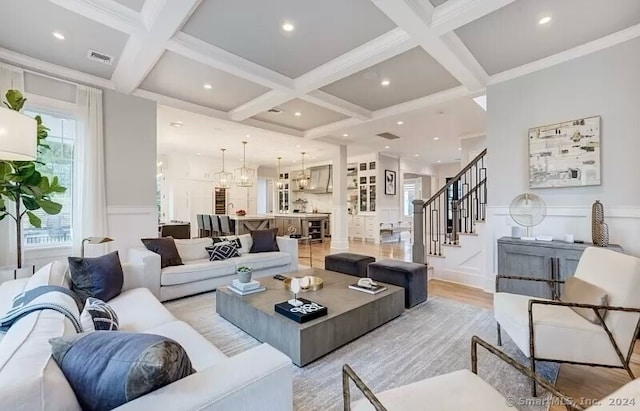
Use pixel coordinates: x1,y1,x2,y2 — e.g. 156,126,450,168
422,149,487,257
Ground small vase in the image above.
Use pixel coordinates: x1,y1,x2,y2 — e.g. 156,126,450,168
237,270,252,283
591,200,609,247
594,222,610,247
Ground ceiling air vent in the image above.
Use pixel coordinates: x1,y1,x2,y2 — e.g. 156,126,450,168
87,49,114,65
376,132,401,140
267,108,284,114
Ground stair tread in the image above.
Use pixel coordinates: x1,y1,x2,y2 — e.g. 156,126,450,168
426,254,446,259
458,232,478,236
442,243,461,248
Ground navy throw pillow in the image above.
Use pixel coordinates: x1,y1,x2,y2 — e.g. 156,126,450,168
68,251,124,304
250,228,279,253
141,237,183,269
206,242,240,261
49,332,195,411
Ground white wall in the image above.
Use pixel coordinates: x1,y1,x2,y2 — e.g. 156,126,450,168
484,37,640,288
103,90,158,255
460,135,486,167
378,154,401,224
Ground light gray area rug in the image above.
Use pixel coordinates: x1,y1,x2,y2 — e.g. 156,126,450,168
165,292,558,411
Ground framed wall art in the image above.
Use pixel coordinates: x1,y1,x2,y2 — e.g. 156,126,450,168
384,170,396,195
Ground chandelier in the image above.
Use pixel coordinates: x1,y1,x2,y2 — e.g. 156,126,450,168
296,152,310,190
235,141,255,187
214,148,233,189
276,157,286,189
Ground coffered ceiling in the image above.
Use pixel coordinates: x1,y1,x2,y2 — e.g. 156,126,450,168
0,0,638,167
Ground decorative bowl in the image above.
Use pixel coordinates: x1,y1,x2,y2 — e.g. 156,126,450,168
284,276,324,292
235,210,247,216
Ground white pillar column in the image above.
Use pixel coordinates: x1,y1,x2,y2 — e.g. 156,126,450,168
330,144,349,251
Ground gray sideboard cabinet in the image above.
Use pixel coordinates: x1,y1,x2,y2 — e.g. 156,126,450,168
497,237,624,299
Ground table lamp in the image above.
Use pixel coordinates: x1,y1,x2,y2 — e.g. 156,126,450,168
0,106,37,160
81,236,114,257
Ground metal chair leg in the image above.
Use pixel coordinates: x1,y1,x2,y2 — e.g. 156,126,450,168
496,323,502,346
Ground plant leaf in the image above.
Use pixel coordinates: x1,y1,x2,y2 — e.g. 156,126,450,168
26,211,41,228
36,199,62,215
22,196,39,210
5,89,26,111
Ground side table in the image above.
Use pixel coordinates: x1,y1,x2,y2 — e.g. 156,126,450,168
294,236,313,268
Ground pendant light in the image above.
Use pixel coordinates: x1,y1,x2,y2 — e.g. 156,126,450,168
276,157,286,189
296,152,310,190
235,141,254,187
214,148,233,189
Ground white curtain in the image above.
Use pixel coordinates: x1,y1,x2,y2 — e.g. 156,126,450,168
73,86,107,257
0,63,24,267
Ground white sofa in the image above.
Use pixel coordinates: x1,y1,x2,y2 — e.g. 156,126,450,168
0,261,293,411
129,234,299,301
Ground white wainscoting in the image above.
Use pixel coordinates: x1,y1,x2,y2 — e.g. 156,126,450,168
107,206,158,259
482,206,640,291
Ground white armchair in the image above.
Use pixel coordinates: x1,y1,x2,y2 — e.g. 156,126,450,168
494,247,640,396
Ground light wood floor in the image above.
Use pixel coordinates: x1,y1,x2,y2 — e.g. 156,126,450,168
305,238,640,410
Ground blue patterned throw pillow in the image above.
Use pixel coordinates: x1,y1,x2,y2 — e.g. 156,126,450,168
206,242,240,261
49,332,195,411
81,297,119,331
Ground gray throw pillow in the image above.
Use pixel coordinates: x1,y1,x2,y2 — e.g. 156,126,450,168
249,228,279,253
68,251,124,304
81,297,119,332
561,277,609,324
49,332,195,411
141,237,183,269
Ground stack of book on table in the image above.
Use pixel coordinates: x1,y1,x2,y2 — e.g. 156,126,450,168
349,282,387,295
228,279,266,295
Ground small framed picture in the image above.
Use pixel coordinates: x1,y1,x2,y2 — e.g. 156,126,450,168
384,170,396,195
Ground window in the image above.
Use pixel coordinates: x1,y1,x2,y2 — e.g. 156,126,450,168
23,110,75,247
403,181,416,217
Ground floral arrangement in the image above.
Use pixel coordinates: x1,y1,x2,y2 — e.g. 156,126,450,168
235,209,247,216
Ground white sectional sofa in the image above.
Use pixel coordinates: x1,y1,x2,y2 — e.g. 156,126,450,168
0,261,293,411
129,234,299,301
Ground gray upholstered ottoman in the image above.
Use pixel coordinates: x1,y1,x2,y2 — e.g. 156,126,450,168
368,260,427,308
325,253,375,278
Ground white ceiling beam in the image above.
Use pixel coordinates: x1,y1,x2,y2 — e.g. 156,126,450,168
227,28,414,121
489,23,640,86
301,91,372,121
304,86,473,139
110,0,202,94
167,32,295,91
371,0,488,91
430,0,519,35
47,0,143,34
0,47,114,89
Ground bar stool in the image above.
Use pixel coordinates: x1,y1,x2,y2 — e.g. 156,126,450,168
219,215,233,236
202,214,212,237
196,214,205,237
210,215,221,237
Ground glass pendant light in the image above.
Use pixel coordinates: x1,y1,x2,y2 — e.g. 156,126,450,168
235,141,255,187
296,152,310,190
214,148,233,189
276,157,286,189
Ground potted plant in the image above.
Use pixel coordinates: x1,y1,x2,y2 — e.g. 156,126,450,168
237,265,252,283
0,90,66,269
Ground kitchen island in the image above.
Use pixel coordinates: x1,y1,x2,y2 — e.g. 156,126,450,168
272,213,329,243
229,215,275,235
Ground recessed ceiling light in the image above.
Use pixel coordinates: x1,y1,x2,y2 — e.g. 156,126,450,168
246,134,250,138
282,22,295,32
203,83,212,89
381,79,391,87
414,154,419,157
538,16,552,25
385,145,390,149
52,32,65,40
196,153,201,156
294,112,302,117
397,121,404,125
433,137,439,140
458,147,462,151
170,121,183,128
156,161,163,167
437,160,442,163
343,133,349,137
296,145,301,148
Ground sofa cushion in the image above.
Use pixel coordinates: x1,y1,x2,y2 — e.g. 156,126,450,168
161,259,237,286
26,261,70,290
250,229,280,253
174,238,213,262
143,321,228,371
81,297,119,332
141,237,183,269
233,252,291,271
69,251,124,304
206,242,240,261
562,276,608,324
50,331,194,411
108,288,176,332
220,234,252,254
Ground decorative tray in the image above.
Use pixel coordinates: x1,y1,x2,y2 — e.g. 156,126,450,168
283,275,324,292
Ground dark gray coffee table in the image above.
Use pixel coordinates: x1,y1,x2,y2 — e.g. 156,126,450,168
216,268,405,366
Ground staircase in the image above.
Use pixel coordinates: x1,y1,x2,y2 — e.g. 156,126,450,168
412,149,487,287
